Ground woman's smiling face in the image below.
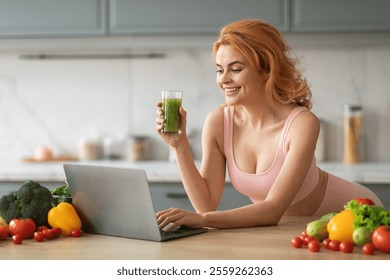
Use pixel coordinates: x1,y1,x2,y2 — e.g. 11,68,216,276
215,45,265,106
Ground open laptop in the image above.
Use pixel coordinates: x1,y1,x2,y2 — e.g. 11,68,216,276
63,163,207,242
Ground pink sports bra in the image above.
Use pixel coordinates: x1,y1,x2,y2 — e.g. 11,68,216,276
223,106,320,205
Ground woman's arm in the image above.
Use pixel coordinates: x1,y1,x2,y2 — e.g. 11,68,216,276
173,107,227,212
156,103,227,213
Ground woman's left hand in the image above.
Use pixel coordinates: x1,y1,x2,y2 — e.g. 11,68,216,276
156,208,205,231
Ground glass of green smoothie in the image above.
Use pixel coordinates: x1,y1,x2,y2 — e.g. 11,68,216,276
161,90,183,133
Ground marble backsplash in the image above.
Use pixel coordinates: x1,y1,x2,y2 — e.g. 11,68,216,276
0,37,389,162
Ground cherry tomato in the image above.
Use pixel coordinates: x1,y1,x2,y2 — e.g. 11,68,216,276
354,198,374,205
71,229,82,238
43,228,61,239
329,240,340,251
362,243,376,255
12,234,23,244
8,218,36,239
0,225,8,240
322,238,331,249
304,236,317,246
36,225,49,232
291,236,303,248
339,241,354,253
308,240,321,252
33,231,45,242
51,227,62,238
42,228,53,239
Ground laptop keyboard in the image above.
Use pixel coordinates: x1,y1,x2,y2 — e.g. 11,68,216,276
160,227,186,236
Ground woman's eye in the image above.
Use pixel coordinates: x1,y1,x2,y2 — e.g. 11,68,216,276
216,69,223,74
232,68,242,73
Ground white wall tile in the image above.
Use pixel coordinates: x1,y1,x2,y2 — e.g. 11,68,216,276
0,42,389,162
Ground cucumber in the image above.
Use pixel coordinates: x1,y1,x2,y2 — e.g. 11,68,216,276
306,212,337,241
319,212,337,222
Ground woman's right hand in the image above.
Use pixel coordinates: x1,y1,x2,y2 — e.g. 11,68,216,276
155,101,188,148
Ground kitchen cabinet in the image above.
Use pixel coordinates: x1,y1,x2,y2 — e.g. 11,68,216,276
365,184,390,209
150,183,252,212
0,0,289,38
1,0,390,40
109,0,290,34
0,0,106,37
292,0,390,32
0,181,62,197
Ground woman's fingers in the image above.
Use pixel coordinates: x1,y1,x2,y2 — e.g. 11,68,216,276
156,208,184,231
156,104,165,133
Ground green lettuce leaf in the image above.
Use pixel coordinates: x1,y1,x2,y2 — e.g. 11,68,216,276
345,200,390,231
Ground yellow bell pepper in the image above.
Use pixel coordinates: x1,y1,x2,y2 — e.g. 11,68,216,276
327,209,355,242
0,216,8,228
48,202,82,236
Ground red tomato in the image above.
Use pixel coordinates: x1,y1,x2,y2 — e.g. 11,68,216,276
304,236,317,246
354,198,374,205
329,240,340,251
8,218,36,239
322,238,331,249
308,240,321,252
362,243,376,255
71,229,82,238
42,228,61,240
291,236,303,248
372,225,390,253
36,225,49,232
51,227,62,238
339,241,354,253
33,231,45,242
299,231,308,245
12,234,23,244
0,225,8,240
42,228,55,239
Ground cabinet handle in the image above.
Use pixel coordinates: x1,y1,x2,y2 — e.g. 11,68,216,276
166,193,188,199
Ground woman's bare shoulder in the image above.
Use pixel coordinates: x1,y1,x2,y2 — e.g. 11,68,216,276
204,105,225,127
202,105,226,148
296,109,320,127
290,109,320,140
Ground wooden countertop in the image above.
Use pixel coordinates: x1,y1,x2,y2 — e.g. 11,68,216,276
1,216,389,260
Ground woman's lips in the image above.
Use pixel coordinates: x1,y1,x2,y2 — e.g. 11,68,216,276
224,87,240,96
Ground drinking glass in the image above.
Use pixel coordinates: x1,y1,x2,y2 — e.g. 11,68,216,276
161,90,183,133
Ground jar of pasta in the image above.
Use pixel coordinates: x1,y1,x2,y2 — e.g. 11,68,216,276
343,104,363,164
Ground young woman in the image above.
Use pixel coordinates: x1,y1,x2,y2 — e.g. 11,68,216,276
155,19,383,231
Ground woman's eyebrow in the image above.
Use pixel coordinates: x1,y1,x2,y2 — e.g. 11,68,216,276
215,61,245,67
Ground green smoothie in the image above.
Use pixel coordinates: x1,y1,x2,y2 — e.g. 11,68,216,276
162,98,182,132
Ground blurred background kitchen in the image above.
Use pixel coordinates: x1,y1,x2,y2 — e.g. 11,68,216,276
0,0,389,163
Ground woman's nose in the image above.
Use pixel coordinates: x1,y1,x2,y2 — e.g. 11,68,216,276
219,72,232,84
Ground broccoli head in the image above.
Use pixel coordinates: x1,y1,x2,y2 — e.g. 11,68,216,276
0,192,21,223
16,180,54,226
0,180,54,226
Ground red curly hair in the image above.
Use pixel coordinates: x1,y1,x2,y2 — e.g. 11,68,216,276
213,19,312,109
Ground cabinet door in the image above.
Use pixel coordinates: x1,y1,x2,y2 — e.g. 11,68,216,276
0,181,62,197
292,0,390,32
364,184,390,209
109,0,290,35
149,183,251,212
0,0,106,37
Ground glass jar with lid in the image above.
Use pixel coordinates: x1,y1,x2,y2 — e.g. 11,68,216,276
126,135,149,161
343,104,363,164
